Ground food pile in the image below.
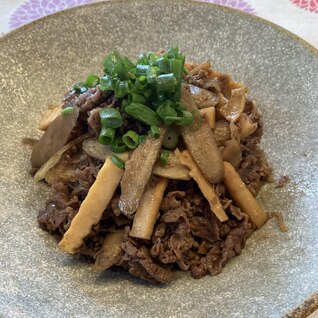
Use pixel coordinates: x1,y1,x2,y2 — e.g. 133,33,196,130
31,47,272,283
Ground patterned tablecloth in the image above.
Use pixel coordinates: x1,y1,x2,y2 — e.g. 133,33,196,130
0,0,318,48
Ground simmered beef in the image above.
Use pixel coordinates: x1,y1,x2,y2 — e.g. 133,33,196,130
36,59,272,284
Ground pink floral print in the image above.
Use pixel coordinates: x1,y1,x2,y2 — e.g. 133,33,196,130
10,0,91,29
290,0,318,13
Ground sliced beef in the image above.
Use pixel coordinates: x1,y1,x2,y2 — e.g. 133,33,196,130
74,87,112,113
120,228,174,284
191,215,253,278
87,107,102,135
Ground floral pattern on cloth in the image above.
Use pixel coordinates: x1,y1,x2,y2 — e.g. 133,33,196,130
9,0,256,30
290,0,318,13
9,0,91,29
201,0,255,14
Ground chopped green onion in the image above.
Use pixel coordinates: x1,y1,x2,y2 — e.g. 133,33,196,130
114,80,131,98
191,109,202,130
164,116,181,124
169,58,184,101
175,101,185,111
112,62,129,80
60,107,74,115
99,75,113,91
99,126,116,145
150,126,160,139
111,137,127,153
147,52,160,66
131,92,146,104
134,77,148,91
142,88,153,99
122,56,135,71
129,68,137,78
139,75,147,84
136,64,149,75
127,71,136,80
121,98,129,112
157,93,165,102
73,82,87,93
166,46,182,60
163,129,179,149
159,149,171,166
156,57,170,73
138,134,148,144
99,108,123,128
175,110,194,126
122,130,139,149
156,100,178,124
125,103,162,126
146,66,160,84
183,65,190,75
85,74,99,88
137,52,148,65
103,51,123,75
111,154,125,169
156,73,177,93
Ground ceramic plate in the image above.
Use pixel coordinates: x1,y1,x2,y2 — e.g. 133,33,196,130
0,1,317,317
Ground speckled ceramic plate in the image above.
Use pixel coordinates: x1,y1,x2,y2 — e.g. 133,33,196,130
0,1,317,317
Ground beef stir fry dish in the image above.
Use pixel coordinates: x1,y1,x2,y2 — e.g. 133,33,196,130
31,47,274,283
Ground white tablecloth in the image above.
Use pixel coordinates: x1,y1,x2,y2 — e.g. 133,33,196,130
0,0,318,49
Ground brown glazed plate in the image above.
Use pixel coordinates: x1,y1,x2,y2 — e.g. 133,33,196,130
0,1,317,317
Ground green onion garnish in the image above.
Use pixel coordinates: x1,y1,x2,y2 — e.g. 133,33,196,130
147,52,160,66
131,92,146,104
156,73,177,93
113,63,129,80
146,66,160,84
183,65,190,75
73,82,87,94
111,137,128,153
114,80,131,98
175,110,194,126
122,130,140,149
60,107,74,116
191,109,202,130
125,103,162,127
74,46,195,147
169,57,184,101
134,76,148,91
121,56,135,72
163,129,179,149
85,74,100,88
156,100,178,124
137,52,149,65
156,57,170,74
99,75,113,91
99,126,116,145
138,134,148,144
111,154,125,169
150,126,160,139
136,64,150,76
159,149,171,166
103,51,123,75
100,108,123,129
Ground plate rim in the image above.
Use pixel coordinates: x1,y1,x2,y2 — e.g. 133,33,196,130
1,0,318,59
